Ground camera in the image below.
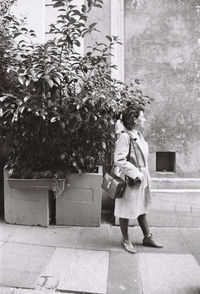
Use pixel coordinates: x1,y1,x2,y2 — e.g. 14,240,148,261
127,176,141,187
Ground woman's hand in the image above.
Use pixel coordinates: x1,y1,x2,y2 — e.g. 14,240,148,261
137,173,144,182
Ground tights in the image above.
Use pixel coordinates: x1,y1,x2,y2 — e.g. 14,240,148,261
119,214,150,241
137,214,150,237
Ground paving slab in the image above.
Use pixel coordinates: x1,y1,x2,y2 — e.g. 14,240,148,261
193,253,200,267
9,226,48,245
0,241,5,247
107,251,141,294
41,247,109,294
75,225,111,250
0,287,15,294
14,290,53,294
0,243,55,289
135,227,190,254
180,228,200,255
139,253,200,294
0,223,16,241
110,226,123,251
40,227,80,248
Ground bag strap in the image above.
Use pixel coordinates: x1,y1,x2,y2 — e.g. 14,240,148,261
127,139,132,161
125,138,141,183
131,139,141,171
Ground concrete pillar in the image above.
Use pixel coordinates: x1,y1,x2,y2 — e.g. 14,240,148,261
111,0,124,82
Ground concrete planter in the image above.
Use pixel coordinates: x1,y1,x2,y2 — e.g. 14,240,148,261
4,170,52,226
56,173,103,227
4,170,103,227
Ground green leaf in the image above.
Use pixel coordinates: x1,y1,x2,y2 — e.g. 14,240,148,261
52,76,61,85
25,79,30,87
89,23,97,31
76,114,82,122
69,17,77,24
81,5,86,13
71,9,82,16
19,105,25,113
80,15,87,21
87,0,93,8
24,96,30,103
53,1,65,8
102,142,106,149
18,76,25,85
45,76,54,88
51,117,57,122
14,32,22,38
21,27,28,32
41,113,46,120
68,5,77,9
94,4,102,8
105,35,112,42
75,40,81,47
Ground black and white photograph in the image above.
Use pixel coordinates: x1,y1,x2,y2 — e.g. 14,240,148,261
0,0,200,293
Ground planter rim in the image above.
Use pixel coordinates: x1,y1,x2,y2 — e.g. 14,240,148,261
7,177,64,190
6,172,102,189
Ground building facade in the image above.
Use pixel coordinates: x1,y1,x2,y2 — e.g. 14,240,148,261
12,0,200,178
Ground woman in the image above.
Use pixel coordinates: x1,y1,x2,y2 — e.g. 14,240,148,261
114,106,163,253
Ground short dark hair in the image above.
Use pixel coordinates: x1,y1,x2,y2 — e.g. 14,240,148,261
122,106,144,130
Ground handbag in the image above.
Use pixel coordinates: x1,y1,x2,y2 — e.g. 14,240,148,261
101,172,127,199
101,138,141,199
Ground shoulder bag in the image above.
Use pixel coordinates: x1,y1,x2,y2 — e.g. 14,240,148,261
101,138,141,199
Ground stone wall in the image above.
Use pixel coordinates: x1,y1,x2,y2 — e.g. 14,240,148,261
124,0,200,177
84,0,111,50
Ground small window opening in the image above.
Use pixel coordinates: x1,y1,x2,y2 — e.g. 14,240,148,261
156,152,176,172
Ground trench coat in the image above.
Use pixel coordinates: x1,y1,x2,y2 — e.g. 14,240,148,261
114,130,152,220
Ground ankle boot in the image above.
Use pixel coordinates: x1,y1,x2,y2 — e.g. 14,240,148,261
143,234,163,248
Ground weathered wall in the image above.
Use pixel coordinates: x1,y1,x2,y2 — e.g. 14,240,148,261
84,0,111,50
88,0,200,177
124,0,200,177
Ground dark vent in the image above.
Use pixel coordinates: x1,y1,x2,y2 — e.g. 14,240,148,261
156,152,175,172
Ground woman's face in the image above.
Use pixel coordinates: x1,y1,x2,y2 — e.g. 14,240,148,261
135,111,146,129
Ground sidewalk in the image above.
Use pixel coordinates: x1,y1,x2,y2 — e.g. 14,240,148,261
0,220,200,294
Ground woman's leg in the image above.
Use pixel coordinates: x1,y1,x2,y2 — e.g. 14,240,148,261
119,217,129,240
137,214,163,248
137,214,151,237
119,217,136,253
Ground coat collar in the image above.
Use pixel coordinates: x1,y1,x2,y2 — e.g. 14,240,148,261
126,130,147,166
127,129,139,140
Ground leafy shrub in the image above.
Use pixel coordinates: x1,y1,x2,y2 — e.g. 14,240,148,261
0,0,151,179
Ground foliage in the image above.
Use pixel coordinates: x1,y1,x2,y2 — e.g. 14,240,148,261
0,0,151,179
